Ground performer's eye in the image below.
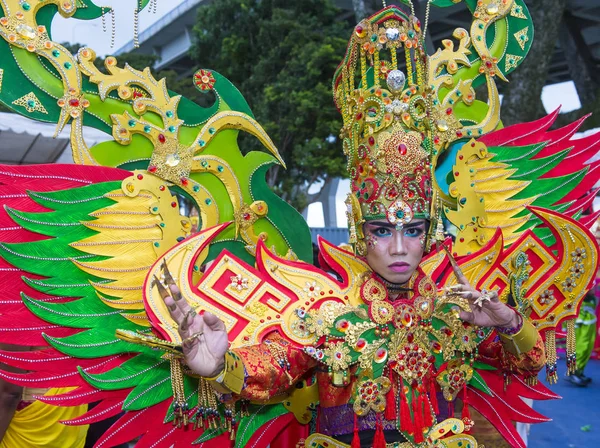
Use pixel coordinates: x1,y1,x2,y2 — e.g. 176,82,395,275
404,227,423,238
372,227,392,237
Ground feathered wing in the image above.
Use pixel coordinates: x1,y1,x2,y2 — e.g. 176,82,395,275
419,206,599,447
0,0,312,263
0,163,221,446
0,1,314,446
437,111,600,256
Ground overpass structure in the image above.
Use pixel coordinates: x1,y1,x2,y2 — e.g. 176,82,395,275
116,0,600,87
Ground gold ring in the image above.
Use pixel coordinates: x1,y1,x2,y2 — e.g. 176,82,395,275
185,309,197,322
182,331,203,345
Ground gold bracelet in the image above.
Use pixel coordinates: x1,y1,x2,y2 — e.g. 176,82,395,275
498,318,538,355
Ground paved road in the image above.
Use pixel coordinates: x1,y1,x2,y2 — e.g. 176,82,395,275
528,359,599,447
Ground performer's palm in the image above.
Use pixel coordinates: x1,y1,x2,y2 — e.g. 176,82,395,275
451,266,518,329
156,264,228,377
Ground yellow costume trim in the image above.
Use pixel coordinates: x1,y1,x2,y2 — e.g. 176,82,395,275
499,318,538,355
0,388,88,448
205,350,245,394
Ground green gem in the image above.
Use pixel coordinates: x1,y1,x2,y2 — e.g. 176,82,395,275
480,197,484,203
128,120,136,127
209,127,216,134
64,62,72,69
205,198,212,205
193,265,199,272
470,183,475,187
193,185,200,192
449,98,454,104
152,207,158,212
166,110,174,118
154,242,160,247
143,125,151,133
396,210,405,219
198,140,206,147
22,2,31,11
478,129,483,134
370,34,377,42
201,161,208,168
477,36,482,41
217,165,224,172
520,35,525,40
467,130,473,136
456,91,462,97
469,169,474,173
472,217,477,222
408,30,415,38
168,126,176,133
27,100,35,108
52,49,60,57
159,223,165,228
459,197,467,205
433,99,439,105
458,443,463,447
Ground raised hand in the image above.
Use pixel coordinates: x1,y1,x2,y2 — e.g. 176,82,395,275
447,263,520,330
154,261,229,377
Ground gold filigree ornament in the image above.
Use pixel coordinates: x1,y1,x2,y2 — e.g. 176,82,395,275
428,418,479,447
323,341,351,371
360,276,388,303
392,338,434,382
369,299,394,325
353,377,392,416
436,362,474,402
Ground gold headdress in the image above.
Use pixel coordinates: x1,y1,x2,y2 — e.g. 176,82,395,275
336,2,510,252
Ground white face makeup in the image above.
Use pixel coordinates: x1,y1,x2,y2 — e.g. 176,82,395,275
363,219,427,284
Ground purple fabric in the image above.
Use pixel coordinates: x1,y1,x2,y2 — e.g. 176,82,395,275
317,392,449,437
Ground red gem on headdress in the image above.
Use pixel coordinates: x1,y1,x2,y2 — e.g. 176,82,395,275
433,136,440,144
356,112,363,120
181,177,188,186
369,136,375,146
456,130,463,137
398,144,408,155
69,98,80,107
446,108,452,115
133,91,143,99
158,134,166,143
148,165,157,173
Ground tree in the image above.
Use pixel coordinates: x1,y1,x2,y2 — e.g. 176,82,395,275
351,0,367,22
501,0,567,126
190,0,350,212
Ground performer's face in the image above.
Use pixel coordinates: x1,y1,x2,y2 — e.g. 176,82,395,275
363,219,427,284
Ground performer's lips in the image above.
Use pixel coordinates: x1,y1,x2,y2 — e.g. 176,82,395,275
388,262,410,273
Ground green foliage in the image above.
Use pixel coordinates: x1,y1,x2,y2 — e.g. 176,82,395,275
190,0,350,211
